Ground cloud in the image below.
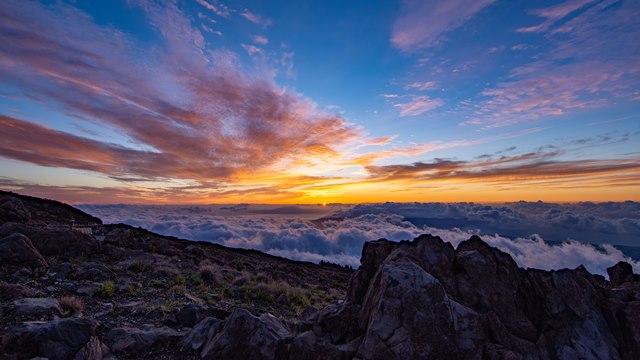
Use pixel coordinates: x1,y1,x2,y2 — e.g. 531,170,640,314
472,0,640,128
240,10,272,27
404,81,437,91
393,96,444,116
241,44,262,55
0,0,362,186
252,35,268,45
195,0,230,18
77,203,640,276
350,127,543,166
516,0,597,33
364,151,640,187
391,0,496,51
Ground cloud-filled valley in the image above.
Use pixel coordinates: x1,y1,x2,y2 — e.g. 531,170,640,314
78,201,640,277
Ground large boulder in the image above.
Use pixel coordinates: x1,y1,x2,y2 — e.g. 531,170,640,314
180,317,225,352
2,318,97,360
201,308,292,360
14,297,62,317
0,282,35,300
0,233,48,269
105,326,186,354
175,304,206,328
0,195,31,223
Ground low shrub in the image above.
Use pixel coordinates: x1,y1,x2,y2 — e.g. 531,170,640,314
98,281,116,298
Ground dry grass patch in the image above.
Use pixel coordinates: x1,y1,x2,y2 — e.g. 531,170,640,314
59,296,84,317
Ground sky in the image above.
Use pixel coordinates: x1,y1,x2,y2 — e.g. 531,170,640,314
0,0,639,204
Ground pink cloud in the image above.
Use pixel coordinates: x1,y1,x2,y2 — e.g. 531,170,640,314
517,0,597,33
241,10,272,27
195,0,230,18
472,0,640,128
252,35,268,45
0,0,362,184
241,44,262,55
405,81,437,91
391,0,496,51
393,96,444,116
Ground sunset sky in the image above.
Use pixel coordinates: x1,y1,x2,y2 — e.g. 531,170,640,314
0,0,639,204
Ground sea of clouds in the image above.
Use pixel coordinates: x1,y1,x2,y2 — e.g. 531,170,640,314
77,202,640,277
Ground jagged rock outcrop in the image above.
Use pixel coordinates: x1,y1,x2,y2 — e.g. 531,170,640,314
299,234,640,360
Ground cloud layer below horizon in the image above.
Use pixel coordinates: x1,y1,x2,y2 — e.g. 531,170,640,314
78,201,640,277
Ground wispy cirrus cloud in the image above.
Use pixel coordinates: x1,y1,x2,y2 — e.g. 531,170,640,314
391,0,496,51
195,0,230,18
404,81,437,91
393,95,444,116
240,9,272,28
472,0,640,128
364,154,640,183
517,0,597,33
252,35,269,45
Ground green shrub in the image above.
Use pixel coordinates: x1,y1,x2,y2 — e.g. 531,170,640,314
241,283,275,303
98,281,116,298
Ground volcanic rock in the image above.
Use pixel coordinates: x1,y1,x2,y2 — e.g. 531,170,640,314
0,196,30,223
105,326,186,353
14,297,62,317
3,318,97,360
200,308,292,360
0,233,48,269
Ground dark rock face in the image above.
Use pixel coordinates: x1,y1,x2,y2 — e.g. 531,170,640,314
181,316,225,353
0,233,48,269
0,282,35,300
0,196,31,223
608,261,635,285
3,318,97,360
0,223,99,259
105,326,186,353
14,297,62,317
175,304,206,328
200,309,292,360
299,234,640,360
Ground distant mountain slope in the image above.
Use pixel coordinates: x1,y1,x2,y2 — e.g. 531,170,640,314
0,190,101,226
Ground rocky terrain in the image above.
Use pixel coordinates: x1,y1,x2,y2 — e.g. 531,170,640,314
1,190,639,359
